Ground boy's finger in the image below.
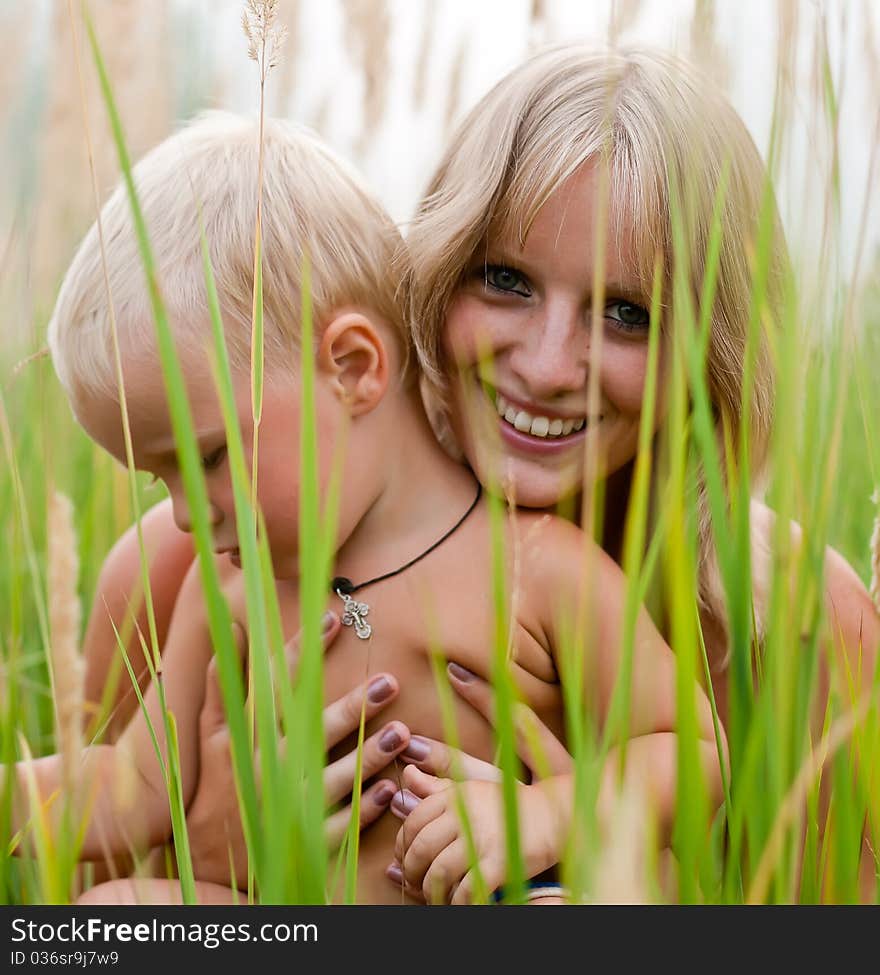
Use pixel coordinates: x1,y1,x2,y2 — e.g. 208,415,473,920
447,662,572,778
398,735,501,782
324,779,395,851
323,672,399,749
231,620,248,659
323,720,411,805
199,658,228,738
400,764,450,797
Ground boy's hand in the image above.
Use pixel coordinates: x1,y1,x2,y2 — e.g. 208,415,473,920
388,765,561,904
384,663,572,903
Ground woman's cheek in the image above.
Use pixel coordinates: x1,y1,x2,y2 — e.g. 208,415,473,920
443,294,504,367
600,345,651,416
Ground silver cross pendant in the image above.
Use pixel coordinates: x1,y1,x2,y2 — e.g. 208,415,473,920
336,589,372,640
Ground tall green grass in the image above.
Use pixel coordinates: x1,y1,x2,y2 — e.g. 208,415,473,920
1,8,879,906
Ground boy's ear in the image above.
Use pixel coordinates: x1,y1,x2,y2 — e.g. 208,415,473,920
317,312,389,415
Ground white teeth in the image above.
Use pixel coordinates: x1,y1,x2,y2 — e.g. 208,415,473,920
514,411,532,433
491,389,588,439
530,416,550,437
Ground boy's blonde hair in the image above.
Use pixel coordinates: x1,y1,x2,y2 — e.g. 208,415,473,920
48,111,410,399
406,44,790,623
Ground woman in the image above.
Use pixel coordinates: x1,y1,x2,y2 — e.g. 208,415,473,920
390,44,878,900
80,44,878,902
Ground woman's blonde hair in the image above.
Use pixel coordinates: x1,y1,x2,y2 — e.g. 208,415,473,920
49,111,410,400
406,44,789,622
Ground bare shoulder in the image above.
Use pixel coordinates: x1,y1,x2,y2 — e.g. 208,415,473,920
98,498,195,597
510,510,626,621
749,498,880,652
511,509,617,575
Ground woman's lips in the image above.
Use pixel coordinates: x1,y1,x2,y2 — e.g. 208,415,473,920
486,384,596,456
497,413,589,455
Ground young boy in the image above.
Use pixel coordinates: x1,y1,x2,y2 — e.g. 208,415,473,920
18,112,723,905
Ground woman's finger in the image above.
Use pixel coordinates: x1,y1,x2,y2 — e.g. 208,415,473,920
399,735,501,782
447,662,573,778
323,720,411,805
385,860,425,902
324,778,396,851
283,611,341,684
322,672,400,749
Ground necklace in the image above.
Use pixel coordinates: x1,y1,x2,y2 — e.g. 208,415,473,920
331,481,483,639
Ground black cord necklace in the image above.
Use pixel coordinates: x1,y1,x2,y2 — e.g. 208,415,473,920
331,481,483,639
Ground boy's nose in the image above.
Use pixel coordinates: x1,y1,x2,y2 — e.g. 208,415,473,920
171,494,223,534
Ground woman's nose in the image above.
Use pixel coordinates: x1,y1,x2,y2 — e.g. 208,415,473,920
508,304,588,400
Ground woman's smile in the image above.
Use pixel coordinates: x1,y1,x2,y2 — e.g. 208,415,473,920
488,383,602,455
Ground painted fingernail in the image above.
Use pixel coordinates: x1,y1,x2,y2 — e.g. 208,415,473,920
401,735,430,761
448,662,475,683
379,726,402,752
391,789,420,816
386,862,403,884
368,676,393,703
321,612,336,634
374,783,394,805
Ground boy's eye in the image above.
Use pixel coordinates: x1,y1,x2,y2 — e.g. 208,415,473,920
483,264,532,298
605,300,649,332
201,446,227,471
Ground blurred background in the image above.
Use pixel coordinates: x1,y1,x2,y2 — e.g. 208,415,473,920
2,3,880,906
0,0,878,361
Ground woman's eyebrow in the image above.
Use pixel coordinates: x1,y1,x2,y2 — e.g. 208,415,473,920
600,281,650,305
478,245,534,273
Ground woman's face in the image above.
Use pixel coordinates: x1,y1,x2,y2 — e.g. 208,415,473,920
442,163,662,508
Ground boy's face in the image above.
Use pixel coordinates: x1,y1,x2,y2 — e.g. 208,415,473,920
74,343,344,579
442,162,664,509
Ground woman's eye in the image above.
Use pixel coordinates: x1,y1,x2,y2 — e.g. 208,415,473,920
201,446,227,471
483,264,531,297
605,300,649,331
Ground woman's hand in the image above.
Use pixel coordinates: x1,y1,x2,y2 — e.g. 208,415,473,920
185,612,412,888
386,662,573,904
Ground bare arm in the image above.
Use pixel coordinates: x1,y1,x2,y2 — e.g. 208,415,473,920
749,500,880,734
82,497,195,741
9,557,214,861
533,517,726,847
392,518,727,903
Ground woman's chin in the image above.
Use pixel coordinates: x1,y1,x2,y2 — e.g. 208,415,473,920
469,450,582,510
